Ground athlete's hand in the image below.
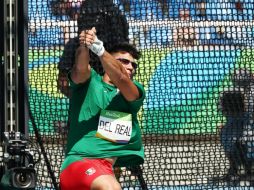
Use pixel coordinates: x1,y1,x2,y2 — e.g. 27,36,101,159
79,27,105,56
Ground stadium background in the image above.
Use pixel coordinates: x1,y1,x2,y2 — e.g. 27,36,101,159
24,0,254,189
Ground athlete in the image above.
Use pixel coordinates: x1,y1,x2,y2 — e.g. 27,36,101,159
59,27,145,190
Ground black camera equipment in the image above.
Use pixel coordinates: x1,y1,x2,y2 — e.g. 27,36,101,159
0,131,36,189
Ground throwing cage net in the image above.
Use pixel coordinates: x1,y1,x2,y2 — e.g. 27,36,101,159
8,0,254,189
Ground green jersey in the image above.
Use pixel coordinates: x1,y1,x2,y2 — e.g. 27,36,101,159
61,69,145,171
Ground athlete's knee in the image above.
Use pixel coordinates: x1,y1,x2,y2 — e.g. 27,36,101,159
91,176,121,190
102,181,121,190
92,183,121,190
113,183,122,190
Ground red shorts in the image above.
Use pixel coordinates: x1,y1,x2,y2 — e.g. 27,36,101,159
60,158,114,190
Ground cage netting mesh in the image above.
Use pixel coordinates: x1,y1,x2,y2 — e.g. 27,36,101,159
26,0,254,189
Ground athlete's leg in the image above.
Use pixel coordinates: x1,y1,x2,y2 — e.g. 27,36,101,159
90,159,121,190
60,158,116,190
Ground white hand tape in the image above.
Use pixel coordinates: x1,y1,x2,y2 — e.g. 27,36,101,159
88,37,105,57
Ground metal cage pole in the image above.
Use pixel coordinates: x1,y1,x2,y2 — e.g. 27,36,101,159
3,0,28,138
18,0,29,137
2,0,28,172
3,0,19,134
0,0,4,142
0,0,4,179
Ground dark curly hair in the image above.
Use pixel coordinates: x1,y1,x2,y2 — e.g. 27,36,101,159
108,42,141,60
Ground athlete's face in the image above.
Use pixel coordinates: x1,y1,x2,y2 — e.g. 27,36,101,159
112,52,137,79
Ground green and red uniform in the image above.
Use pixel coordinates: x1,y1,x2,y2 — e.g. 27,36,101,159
61,68,145,171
